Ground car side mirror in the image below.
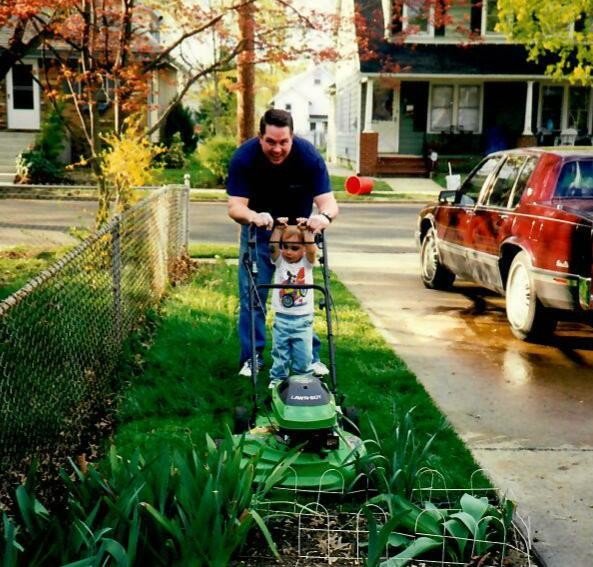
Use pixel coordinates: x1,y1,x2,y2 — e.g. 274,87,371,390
438,189,457,204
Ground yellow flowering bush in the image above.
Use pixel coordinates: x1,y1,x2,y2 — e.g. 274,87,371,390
99,115,163,218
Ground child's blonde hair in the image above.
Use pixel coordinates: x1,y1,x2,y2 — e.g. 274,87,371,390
281,225,304,244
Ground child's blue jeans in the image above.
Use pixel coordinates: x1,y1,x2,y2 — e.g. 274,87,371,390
270,313,313,379
238,224,321,366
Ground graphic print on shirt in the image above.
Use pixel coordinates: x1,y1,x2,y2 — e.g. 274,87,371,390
279,266,308,308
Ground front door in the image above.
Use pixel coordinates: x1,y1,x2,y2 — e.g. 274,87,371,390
371,83,399,153
6,62,40,130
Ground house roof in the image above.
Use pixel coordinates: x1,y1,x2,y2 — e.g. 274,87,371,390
354,0,551,77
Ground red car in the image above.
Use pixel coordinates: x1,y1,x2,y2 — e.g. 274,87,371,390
416,148,593,340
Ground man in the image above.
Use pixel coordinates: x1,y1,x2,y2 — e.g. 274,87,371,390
227,108,339,377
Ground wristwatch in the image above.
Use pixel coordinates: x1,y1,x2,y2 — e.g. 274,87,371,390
320,212,333,224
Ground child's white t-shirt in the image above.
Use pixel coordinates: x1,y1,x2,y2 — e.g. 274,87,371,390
272,256,314,316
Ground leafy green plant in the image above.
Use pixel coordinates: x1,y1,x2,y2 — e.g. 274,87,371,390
163,104,198,154
16,106,67,184
159,132,186,169
356,408,444,499
197,135,236,183
1,433,286,566
364,492,516,567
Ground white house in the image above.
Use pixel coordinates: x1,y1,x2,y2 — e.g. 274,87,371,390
270,64,333,149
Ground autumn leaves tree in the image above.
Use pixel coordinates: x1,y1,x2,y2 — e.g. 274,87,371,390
2,0,336,224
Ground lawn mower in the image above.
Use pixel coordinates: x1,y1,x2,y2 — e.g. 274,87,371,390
232,224,365,493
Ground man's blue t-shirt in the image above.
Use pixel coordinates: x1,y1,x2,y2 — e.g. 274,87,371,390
226,136,330,221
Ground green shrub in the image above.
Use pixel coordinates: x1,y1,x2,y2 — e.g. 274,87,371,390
163,104,198,154
16,107,67,184
15,151,64,184
197,136,236,183
159,132,186,169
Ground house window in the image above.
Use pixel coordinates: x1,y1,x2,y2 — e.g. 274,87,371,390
540,86,563,131
372,84,394,121
285,103,292,111
403,0,429,34
568,87,590,132
11,64,35,110
458,85,480,132
484,0,499,33
430,84,481,132
430,85,453,130
393,0,499,38
310,121,316,131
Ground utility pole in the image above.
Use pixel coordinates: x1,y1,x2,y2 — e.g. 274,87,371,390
236,0,255,143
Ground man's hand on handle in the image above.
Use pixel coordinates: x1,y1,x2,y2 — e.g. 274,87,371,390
250,211,274,230
301,214,330,235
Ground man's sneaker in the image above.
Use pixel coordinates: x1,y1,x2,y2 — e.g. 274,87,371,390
238,356,264,377
268,378,283,389
311,361,329,376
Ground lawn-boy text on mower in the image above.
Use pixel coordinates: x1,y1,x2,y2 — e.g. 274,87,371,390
232,225,365,493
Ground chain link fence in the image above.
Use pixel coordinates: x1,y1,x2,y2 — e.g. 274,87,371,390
0,186,189,482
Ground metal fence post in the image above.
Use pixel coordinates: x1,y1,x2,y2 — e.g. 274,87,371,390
111,215,123,347
184,185,190,250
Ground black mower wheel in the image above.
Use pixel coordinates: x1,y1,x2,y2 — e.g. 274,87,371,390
233,406,251,434
342,406,360,434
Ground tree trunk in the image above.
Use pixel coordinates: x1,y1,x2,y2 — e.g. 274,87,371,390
236,1,255,144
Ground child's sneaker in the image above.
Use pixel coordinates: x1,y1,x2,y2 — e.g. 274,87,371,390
311,361,329,376
238,356,264,377
268,378,283,389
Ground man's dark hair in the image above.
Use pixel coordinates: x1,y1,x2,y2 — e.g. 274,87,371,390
259,108,294,135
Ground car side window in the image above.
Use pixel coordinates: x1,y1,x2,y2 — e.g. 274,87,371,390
458,157,500,205
510,157,537,208
554,160,593,198
486,156,525,208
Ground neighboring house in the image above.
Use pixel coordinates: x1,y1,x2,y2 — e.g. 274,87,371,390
270,64,333,149
0,14,178,169
329,0,590,176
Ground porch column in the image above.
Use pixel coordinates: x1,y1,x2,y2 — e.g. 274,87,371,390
364,78,374,132
522,80,534,135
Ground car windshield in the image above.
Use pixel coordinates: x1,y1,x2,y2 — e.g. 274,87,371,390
554,160,593,198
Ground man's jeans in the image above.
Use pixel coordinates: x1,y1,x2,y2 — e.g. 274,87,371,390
270,313,313,379
238,224,321,365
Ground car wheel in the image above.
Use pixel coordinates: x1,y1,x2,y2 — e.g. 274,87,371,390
420,227,455,290
505,251,557,341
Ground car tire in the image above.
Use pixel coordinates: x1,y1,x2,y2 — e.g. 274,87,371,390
505,251,557,341
420,227,455,290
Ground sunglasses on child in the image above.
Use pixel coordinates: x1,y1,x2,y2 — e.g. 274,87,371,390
280,242,303,251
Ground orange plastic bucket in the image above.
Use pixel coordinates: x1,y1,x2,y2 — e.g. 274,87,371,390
345,176,374,195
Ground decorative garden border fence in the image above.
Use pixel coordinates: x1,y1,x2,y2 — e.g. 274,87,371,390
0,186,189,479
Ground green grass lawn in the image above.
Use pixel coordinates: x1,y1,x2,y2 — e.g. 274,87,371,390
0,247,70,300
1,241,485,489
113,256,485,490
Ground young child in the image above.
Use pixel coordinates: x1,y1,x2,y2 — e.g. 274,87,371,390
268,218,317,386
